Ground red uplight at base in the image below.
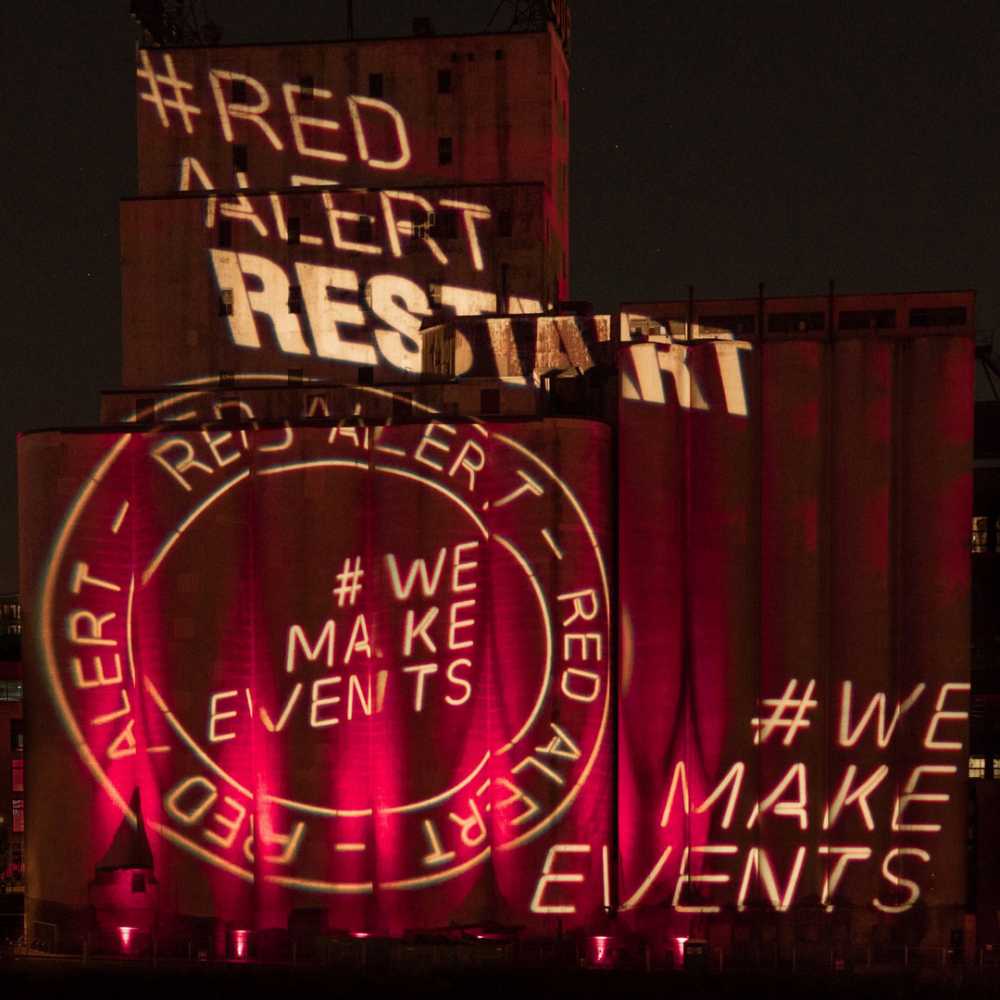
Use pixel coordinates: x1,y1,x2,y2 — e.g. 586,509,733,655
675,936,688,965
232,928,249,960
588,934,613,968
118,926,136,952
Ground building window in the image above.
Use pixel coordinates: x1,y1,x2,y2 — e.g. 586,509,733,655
12,757,24,794
993,759,1000,779
438,137,453,165
368,73,383,97
910,306,967,328
480,388,500,415
392,393,413,421
767,311,825,334
972,516,989,554
0,681,22,701
356,214,374,244
435,211,458,241
12,799,24,833
438,69,452,94
969,756,986,779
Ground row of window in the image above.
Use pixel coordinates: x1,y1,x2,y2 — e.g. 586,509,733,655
228,133,460,172
217,208,516,250
969,757,1000,780
0,681,21,702
640,307,970,337
230,52,507,110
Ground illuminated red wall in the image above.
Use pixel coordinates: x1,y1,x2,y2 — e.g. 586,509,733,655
19,296,973,941
617,303,972,940
20,410,611,933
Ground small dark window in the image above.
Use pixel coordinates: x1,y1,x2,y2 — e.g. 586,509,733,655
288,284,303,313
497,210,513,238
218,219,232,248
231,78,248,103
767,311,825,334
480,388,501,415
288,216,301,245
438,137,453,165
435,211,458,240
838,309,896,331
131,873,146,894
233,143,247,172
393,393,413,421
909,306,967,328
357,367,374,386
368,73,383,98
438,69,452,94
495,48,505,60
219,290,234,316
698,314,756,336
298,75,314,99
219,397,241,423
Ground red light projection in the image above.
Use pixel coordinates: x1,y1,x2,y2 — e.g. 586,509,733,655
27,390,610,931
21,306,972,937
616,324,972,929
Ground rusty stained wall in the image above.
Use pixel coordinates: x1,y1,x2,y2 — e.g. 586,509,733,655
135,27,568,285
120,183,552,387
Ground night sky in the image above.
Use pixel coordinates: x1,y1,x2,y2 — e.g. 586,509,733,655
2,0,997,593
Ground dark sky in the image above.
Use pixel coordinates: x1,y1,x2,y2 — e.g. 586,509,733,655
2,1,997,593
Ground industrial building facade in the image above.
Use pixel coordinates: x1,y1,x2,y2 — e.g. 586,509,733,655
17,15,975,961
